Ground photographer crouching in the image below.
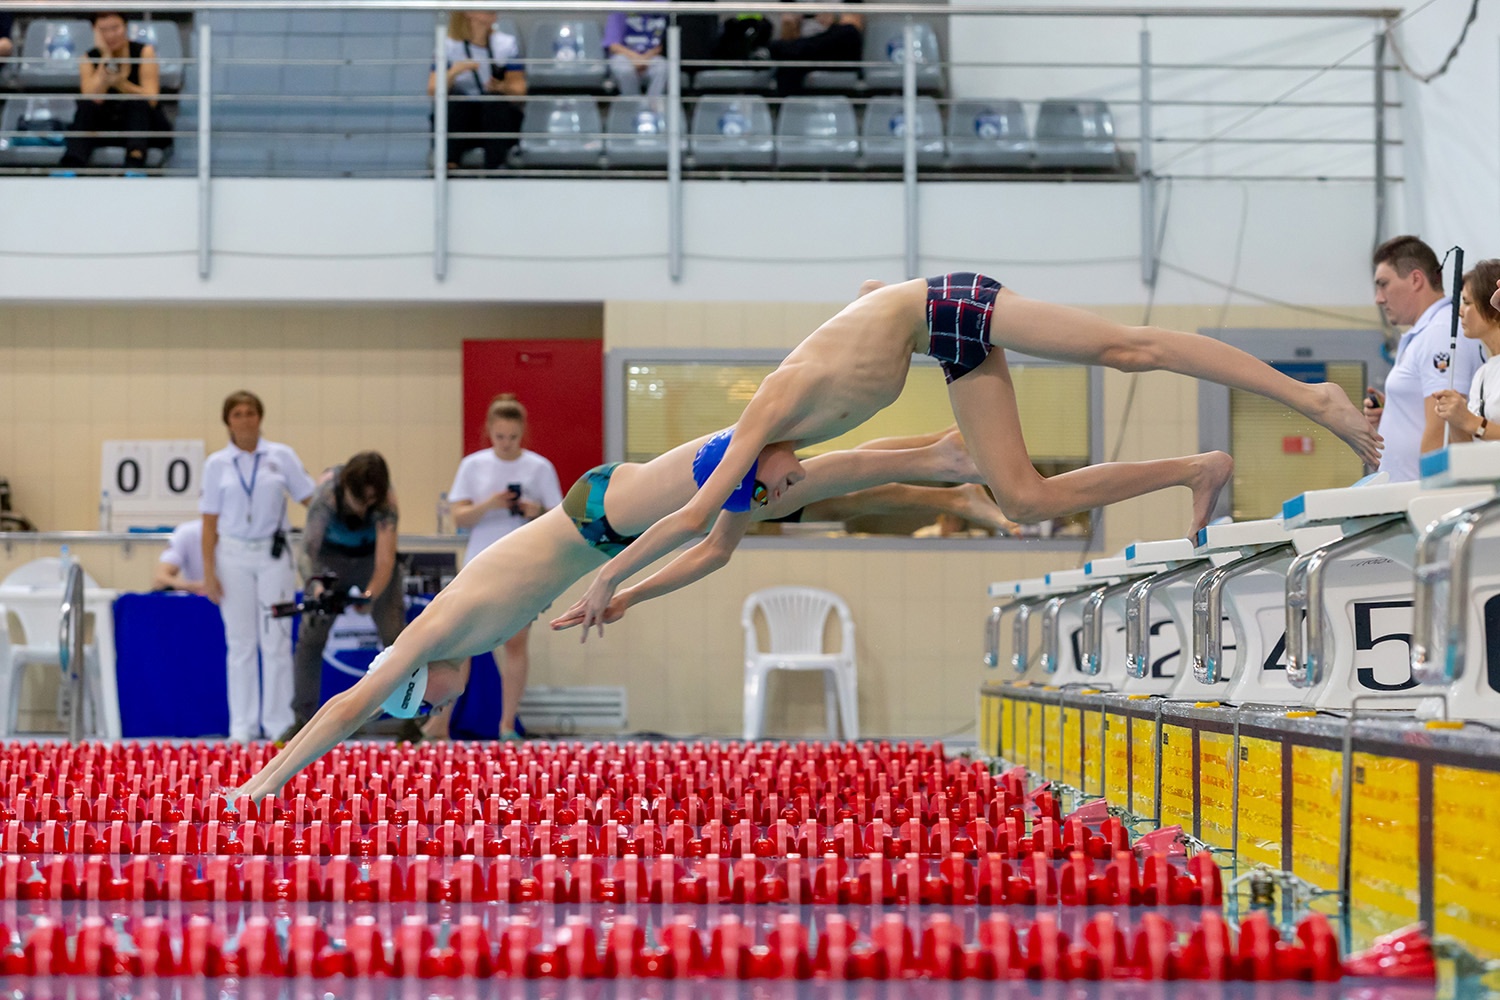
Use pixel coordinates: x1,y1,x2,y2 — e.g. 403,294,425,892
281,451,403,744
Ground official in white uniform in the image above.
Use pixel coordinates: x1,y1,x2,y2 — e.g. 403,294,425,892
200,391,316,743
430,393,562,741
152,518,205,593
1367,236,1484,482
1435,259,1500,444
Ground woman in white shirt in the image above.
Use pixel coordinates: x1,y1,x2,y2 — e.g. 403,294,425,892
1435,260,1500,444
433,394,562,741
199,391,316,743
427,12,527,171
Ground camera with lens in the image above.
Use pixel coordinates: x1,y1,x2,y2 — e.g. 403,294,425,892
269,572,368,620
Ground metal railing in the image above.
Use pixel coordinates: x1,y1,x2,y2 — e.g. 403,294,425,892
0,3,1403,282
56,559,87,742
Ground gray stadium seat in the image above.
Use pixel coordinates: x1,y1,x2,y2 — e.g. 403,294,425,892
862,19,942,94
129,20,184,92
175,12,432,176
525,19,607,93
775,97,858,169
693,68,774,94
1034,99,1119,170
689,96,774,168
16,19,94,91
801,69,862,95
0,98,73,166
518,98,604,167
946,99,1033,169
604,96,682,168
861,97,944,168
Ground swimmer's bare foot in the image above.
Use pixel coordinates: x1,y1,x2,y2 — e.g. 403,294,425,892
955,484,1022,535
931,429,983,483
1309,381,1383,468
1187,451,1234,536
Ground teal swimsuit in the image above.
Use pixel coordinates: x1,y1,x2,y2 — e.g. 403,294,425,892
561,463,641,557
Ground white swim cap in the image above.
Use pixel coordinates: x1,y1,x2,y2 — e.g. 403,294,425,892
375,650,429,719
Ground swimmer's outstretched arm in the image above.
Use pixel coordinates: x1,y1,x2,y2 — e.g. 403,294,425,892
229,655,404,804
569,397,784,637
552,510,749,632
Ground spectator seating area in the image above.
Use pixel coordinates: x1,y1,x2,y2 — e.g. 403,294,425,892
0,12,1121,175
527,95,1115,173
0,17,184,168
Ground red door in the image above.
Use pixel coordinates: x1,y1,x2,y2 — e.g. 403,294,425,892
461,339,604,489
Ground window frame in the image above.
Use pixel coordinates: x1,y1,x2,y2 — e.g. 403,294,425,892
605,346,1105,551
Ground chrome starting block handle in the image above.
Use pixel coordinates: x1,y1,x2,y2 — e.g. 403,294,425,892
1039,595,1070,675
1011,599,1044,676
1437,498,1500,686
1411,510,1470,685
1124,562,1205,679
983,600,1019,669
1191,544,1291,685
1081,579,1134,675
1285,517,1405,690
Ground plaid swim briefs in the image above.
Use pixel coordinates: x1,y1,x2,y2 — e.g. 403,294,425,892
925,272,1004,383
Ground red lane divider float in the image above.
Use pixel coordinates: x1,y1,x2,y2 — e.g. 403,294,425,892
0,810,1139,860
0,849,1221,905
0,741,991,806
1,910,1435,981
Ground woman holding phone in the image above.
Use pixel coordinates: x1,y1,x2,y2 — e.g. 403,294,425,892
436,394,563,741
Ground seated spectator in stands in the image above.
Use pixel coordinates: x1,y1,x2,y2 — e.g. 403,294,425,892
428,12,525,171
0,12,14,61
1434,259,1500,444
604,3,668,97
767,0,864,95
61,11,170,171
712,13,773,62
153,518,205,594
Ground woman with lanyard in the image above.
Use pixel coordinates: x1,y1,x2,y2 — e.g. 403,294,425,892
427,11,526,172
200,391,316,744
1435,259,1500,444
426,394,562,742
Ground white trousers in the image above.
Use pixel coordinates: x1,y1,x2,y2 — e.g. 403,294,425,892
216,536,296,741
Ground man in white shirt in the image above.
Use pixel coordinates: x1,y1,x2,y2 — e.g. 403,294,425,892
152,518,205,594
1365,235,1485,482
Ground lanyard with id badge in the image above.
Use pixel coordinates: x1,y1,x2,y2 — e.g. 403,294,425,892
235,451,287,557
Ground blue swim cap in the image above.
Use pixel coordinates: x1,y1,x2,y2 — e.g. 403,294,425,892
692,429,759,513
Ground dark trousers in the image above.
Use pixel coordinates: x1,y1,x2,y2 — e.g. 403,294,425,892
291,552,406,725
768,24,863,94
445,96,523,170
62,99,167,168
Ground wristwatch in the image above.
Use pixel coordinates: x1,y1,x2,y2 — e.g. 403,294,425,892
1475,417,1489,441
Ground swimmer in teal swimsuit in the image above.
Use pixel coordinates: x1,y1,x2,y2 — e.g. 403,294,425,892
229,426,985,803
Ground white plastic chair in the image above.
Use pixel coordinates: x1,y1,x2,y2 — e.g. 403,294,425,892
0,558,105,736
0,599,101,737
1,557,100,589
741,586,858,741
